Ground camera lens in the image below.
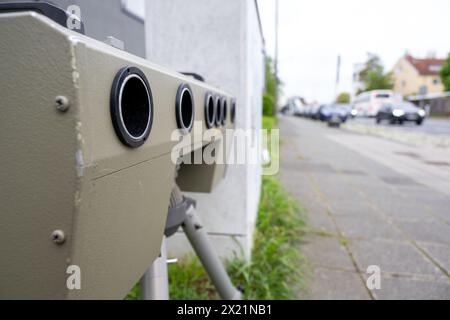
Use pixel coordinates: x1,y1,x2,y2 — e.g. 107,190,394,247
110,67,153,148
176,84,195,134
205,93,215,129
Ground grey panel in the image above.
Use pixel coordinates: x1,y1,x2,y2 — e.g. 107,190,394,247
0,0,146,57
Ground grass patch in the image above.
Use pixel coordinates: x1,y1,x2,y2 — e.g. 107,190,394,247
125,257,219,300
228,176,307,300
125,284,139,300
309,229,336,238
168,256,220,300
338,235,350,247
263,116,278,130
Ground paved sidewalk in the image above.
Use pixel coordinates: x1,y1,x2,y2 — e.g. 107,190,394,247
279,116,450,300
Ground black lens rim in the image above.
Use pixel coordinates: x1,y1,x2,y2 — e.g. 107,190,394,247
221,97,228,126
205,92,215,129
176,83,195,134
214,95,222,127
231,99,236,124
110,66,153,148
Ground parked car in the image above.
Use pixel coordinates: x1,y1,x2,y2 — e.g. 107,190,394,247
294,101,307,117
319,104,349,123
280,97,307,116
376,102,426,125
310,104,323,120
336,104,354,119
280,104,291,115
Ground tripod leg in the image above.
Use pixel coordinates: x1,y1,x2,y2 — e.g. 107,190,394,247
182,205,242,300
140,237,169,300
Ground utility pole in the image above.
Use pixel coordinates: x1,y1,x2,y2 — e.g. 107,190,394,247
274,0,279,115
335,54,341,101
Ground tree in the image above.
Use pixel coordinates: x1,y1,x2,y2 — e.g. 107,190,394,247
440,53,450,92
263,57,280,117
358,53,393,94
336,92,350,104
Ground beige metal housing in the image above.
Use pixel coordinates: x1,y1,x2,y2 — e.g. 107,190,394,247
0,12,234,299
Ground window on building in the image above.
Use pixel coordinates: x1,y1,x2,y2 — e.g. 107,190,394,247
429,64,442,73
121,0,145,22
433,78,440,85
419,85,428,95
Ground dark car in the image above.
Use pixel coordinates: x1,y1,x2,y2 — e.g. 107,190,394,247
376,102,426,125
319,104,349,123
338,104,354,118
310,104,323,120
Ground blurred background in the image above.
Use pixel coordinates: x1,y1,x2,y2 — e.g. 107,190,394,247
4,0,448,300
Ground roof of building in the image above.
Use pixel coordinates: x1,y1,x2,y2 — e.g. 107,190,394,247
405,55,445,76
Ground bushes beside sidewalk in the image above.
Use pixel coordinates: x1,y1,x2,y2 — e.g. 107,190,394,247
227,175,307,299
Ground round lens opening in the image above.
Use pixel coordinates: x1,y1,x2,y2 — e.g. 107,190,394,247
206,94,215,128
176,84,195,133
120,75,151,139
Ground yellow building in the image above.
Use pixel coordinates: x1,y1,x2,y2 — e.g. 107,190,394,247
393,55,445,97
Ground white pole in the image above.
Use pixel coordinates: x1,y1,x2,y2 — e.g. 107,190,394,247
140,237,169,300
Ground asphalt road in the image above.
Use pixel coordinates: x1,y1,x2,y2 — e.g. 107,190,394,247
280,116,450,300
352,117,450,136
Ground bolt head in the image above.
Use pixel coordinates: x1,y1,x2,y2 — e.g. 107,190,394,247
52,230,66,245
55,96,70,112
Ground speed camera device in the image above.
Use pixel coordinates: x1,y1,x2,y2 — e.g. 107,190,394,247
0,6,235,299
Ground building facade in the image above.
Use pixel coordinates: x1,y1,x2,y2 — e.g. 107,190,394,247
146,0,265,260
393,54,445,97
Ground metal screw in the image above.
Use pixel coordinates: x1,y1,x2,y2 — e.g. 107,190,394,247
51,230,66,245
55,96,70,112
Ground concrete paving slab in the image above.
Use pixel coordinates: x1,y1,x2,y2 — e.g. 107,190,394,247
335,216,406,241
372,277,450,300
328,200,381,218
304,206,337,233
301,235,355,271
418,242,450,275
348,239,443,277
280,172,318,199
306,268,371,300
375,200,437,222
399,219,450,245
426,206,450,223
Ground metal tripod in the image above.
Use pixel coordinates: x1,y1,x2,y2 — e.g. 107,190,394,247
140,185,242,300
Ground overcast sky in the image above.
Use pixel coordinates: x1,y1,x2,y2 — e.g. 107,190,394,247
258,0,450,103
